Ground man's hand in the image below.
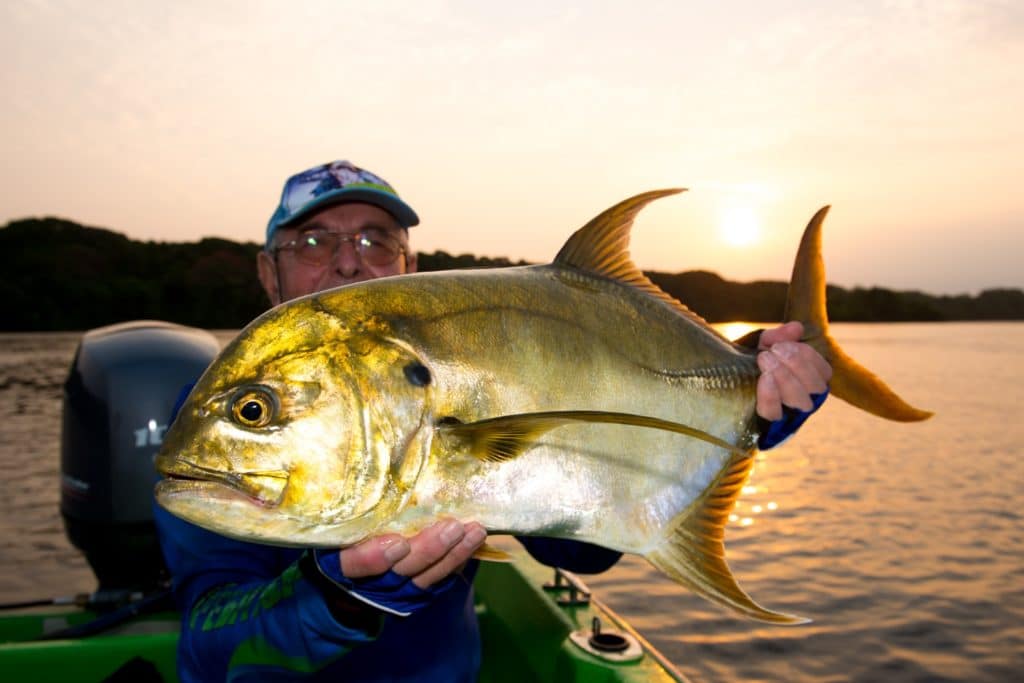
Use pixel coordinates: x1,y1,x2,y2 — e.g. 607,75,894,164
755,322,832,421
339,519,487,590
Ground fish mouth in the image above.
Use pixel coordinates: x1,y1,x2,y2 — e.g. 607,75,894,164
155,455,289,507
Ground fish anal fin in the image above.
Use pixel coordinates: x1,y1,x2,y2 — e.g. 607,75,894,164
646,452,809,625
438,410,749,464
784,206,933,423
472,543,514,562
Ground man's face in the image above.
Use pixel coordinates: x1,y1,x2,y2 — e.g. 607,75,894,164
257,202,417,305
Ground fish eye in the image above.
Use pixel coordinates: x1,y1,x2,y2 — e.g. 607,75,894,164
230,387,277,428
404,362,431,387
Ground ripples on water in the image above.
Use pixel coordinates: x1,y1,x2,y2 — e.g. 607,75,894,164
1,324,1022,682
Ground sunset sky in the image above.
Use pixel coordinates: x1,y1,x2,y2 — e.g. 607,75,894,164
2,1,1020,295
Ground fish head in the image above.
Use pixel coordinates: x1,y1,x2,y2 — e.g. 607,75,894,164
154,295,434,547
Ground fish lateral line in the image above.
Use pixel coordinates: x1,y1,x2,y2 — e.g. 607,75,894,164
436,410,748,463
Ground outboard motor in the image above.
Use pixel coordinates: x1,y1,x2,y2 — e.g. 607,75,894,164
60,321,220,594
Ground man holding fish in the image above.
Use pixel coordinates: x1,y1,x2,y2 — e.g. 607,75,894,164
155,160,832,681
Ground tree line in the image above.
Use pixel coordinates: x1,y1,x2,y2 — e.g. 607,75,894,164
3,217,1022,332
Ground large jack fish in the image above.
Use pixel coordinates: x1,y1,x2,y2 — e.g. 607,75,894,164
155,190,931,623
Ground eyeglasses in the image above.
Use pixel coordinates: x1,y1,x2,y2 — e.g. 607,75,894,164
272,228,407,267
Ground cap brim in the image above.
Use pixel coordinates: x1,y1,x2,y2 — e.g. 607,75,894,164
278,187,420,232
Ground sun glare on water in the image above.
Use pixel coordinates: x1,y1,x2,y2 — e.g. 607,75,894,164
713,321,760,341
718,206,762,247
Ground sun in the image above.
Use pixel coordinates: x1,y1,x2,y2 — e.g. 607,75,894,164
718,206,761,247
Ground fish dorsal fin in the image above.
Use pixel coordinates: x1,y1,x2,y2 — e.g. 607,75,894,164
554,189,710,326
437,410,748,464
647,452,809,624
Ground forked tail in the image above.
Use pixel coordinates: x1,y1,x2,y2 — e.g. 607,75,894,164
785,207,932,422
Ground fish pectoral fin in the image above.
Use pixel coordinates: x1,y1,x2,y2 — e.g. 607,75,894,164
471,543,514,562
437,415,555,463
646,451,809,625
438,410,748,463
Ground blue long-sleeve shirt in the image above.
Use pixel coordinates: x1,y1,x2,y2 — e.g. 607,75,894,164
155,506,619,682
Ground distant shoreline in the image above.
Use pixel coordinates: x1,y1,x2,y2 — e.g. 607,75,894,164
4,217,1022,331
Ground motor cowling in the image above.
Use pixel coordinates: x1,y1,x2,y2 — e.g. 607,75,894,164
60,320,220,592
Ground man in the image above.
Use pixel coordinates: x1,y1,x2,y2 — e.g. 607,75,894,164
156,160,830,681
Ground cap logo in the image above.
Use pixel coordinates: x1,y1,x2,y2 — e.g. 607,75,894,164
285,161,396,213
266,160,419,244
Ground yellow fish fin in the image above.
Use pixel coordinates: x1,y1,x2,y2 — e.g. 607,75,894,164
472,543,514,562
554,190,712,327
647,451,809,624
784,207,933,422
438,410,748,463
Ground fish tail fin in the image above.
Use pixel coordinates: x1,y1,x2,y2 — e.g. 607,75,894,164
784,207,933,422
646,452,808,624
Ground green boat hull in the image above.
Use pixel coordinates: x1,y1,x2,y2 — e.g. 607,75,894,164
0,551,687,682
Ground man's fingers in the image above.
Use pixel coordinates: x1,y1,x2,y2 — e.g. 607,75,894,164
760,349,814,413
391,519,488,589
338,519,488,591
340,534,411,578
771,341,831,392
390,519,466,579
755,359,783,421
412,523,487,589
774,365,815,411
758,321,803,350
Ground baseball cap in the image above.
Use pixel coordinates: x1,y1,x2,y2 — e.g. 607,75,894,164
265,160,420,245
